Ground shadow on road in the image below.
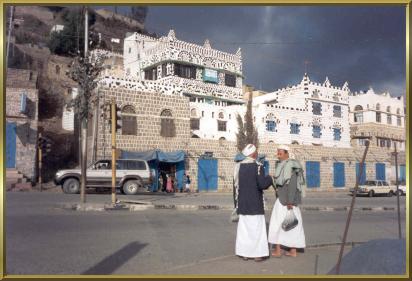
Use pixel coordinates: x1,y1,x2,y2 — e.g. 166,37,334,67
82,241,148,275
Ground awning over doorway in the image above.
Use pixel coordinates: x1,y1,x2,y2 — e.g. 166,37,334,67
120,149,185,162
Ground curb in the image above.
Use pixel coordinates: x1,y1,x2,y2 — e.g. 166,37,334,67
58,203,404,212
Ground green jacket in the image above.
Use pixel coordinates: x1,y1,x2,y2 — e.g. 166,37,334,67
274,159,306,206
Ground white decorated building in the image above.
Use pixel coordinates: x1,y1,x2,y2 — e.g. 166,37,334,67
122,30,245,141
253,74,351,148
349,88,406,151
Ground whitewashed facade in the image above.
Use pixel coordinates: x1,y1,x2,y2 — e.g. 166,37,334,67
349,88,406,151
123,30,245,141
253,74,351,148
62,88,78,131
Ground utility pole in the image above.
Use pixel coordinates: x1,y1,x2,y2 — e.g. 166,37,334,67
394,143,402,239
6,6,14,68
111,98,117,205
38,133,42,192
80,6,89,204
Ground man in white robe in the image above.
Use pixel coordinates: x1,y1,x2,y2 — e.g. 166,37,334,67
268,145,306,258
234,144,273,262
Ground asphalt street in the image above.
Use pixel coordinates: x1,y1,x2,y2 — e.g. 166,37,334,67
6,192,407,275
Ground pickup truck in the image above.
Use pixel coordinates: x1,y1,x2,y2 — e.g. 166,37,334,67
54,159,152,195
349,180,396,197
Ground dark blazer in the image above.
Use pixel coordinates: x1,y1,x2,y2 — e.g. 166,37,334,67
237,162,273,215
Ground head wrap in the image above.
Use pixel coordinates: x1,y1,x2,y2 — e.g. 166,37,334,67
242,144,257,157
277,144,290,152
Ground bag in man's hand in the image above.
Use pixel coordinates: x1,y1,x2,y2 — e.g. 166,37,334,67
281,209,298,231
230,208,239,222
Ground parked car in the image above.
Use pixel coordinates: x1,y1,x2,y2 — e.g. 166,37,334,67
54,159,152,195
395,182,406,196
349,180,396,197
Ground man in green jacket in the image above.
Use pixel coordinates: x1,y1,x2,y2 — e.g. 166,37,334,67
268,145,306,258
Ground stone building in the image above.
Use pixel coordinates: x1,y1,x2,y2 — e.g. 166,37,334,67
349,88,406,152
123,30,245,141
253,74,351,148
87,31,406,193
6,68,39,183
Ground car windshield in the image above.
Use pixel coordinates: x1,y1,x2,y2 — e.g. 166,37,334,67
365,181,376,186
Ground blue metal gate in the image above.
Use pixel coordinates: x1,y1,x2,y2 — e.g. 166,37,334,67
333,162,345,188
6,122,17,168
306,161,320,188
375,163,386,181
356,163,366,185
198,158,218,191
176,161,185,191
399,165,406,182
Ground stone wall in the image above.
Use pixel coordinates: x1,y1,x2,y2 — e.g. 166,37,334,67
93,86,406,193
6,84,39,180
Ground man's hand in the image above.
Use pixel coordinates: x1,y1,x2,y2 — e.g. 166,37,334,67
287,204,293,210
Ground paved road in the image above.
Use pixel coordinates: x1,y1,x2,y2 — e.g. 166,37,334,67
12,188,407,210
6,193,406,275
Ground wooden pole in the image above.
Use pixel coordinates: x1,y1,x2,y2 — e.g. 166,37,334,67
80,6,89,204
38,134,42,192
336,140,370,274
111,99,117,205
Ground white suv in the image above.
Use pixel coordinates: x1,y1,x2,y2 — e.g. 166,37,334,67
55,159,152,195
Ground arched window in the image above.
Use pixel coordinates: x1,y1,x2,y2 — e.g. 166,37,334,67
312,89,320,99
396,108,401,115
386,106,391,113
55,65,60,75
333,93,339,102
191,134,200,138
190,108,197,118
354,105,363,123
265,114,276,132
354,105,363,111
376,103,380,111
122,105,137,135
160,109,176,137
218,112,224,120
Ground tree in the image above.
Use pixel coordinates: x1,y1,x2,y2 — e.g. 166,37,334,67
66,52,105,203
236,94,259,152
48,7,96,56
236,114,246,152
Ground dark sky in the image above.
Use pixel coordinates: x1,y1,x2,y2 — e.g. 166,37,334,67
103,5,406,97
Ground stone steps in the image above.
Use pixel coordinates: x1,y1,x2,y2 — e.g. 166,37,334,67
6,169,30,191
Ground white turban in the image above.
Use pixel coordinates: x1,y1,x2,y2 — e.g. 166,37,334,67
242,144,257,157
277,144,290,152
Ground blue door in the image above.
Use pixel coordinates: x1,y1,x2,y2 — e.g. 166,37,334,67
333,162,345,188
198,158,218,191
306,161,320,188
176,161,185,191
375,163,386,181
6,122,17,168
263,160,269,176
356,163,366,185
399,165,406,182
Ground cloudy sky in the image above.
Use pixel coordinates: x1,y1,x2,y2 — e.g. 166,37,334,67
113,6,406,97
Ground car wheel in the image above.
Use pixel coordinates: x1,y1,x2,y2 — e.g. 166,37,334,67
368,190,374,197
387,190,394,197
396,190,404,196
62,178,80,194
123,180,142,195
